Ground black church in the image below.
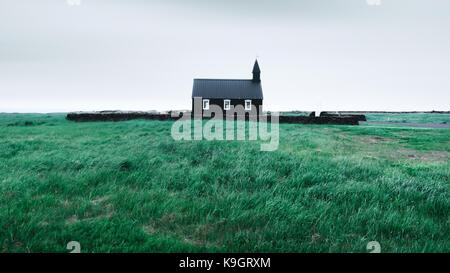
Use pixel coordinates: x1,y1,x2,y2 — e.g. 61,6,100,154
192,60,264,115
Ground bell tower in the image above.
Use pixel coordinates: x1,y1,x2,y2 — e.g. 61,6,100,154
252,59,261,83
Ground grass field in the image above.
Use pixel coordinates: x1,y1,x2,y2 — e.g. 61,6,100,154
0,113,449,253
281,111,450,124
364,113,450,124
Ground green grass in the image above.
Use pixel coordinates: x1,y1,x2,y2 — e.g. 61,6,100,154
0,113,448,253
362,113,450,124
279,111,450,124
281,111,450,124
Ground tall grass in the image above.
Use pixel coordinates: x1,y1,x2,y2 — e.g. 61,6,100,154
0,114,448,252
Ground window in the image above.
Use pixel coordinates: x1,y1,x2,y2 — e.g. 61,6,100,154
202,99,209,110
245,100,252,111
224,99,231,111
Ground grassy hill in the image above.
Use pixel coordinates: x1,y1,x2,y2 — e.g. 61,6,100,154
0,113,448,252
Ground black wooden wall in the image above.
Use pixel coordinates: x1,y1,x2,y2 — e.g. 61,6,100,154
192,98,263,118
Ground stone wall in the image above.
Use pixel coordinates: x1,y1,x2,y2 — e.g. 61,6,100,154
319,112,367,121
66,111,364,125
66,111,180,122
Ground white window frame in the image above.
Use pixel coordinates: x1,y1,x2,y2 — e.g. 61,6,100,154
202,99,209,110
245,100,252,111
224,99,231,111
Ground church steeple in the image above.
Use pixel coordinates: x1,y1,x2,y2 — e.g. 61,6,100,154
252,59,261,83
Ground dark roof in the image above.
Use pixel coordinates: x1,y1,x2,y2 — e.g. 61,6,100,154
252,60,261,73
192,79,263,99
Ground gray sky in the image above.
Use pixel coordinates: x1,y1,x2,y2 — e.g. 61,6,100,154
0,0,449,112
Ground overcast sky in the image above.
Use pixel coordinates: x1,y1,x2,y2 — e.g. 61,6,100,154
0,0,449,112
